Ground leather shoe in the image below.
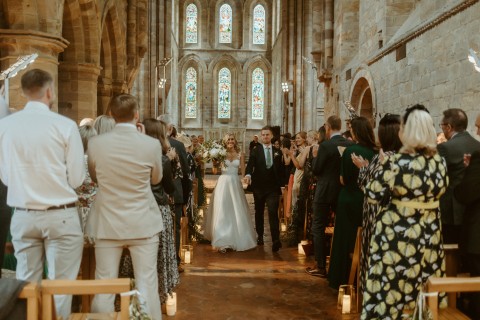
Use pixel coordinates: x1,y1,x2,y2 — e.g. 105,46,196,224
272,241,282,252
305,266,327,278
257,238,264,245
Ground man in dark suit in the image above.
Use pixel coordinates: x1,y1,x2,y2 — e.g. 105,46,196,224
244,126,283,252
455,149,480,317
159,115,190,270
306,115,354,277
249,135,259,154
438,108,480,244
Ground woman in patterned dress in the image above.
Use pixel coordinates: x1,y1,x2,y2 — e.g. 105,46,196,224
361,105,448,319
353,114,402,294
119,119,180,304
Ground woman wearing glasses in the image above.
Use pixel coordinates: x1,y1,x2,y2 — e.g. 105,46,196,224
361,105,448,319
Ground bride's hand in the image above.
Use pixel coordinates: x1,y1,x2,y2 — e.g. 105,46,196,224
243,176,251,185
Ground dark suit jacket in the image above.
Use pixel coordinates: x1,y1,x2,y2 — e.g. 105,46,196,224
438,131,480,225
454,150,480,254
168,137,190,204
245,144,282,195
312,134,354,204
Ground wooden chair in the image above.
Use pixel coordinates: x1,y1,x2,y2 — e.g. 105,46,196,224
18,282,40,320
41,278,131,320
425,277,480,320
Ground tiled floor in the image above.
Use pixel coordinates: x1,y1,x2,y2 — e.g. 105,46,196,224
172,175,359,320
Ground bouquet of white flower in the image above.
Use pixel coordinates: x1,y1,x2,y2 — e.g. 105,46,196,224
200,140,227,164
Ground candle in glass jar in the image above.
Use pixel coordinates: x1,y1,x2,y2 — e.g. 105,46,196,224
166,294,176,316
281,223,287,232
185,251,191,264
342,295,351,314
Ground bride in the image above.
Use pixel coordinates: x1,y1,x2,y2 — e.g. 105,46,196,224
203,133,257,252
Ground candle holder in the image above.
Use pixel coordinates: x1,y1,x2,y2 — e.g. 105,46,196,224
166,292,176,316
280,218,287,233
338,284,357,314
181,245,193,264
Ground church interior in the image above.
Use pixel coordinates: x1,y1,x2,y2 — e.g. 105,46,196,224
1,0,480,319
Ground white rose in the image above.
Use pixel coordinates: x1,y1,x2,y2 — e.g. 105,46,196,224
210,148,219,157
203,151,209,158
219,149,227,156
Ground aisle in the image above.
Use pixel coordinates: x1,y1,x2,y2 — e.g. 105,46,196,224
173,175,359,320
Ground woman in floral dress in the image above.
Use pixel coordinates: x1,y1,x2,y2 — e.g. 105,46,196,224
361,105,448,319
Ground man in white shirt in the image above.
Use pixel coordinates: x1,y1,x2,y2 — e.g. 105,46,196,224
0,69,85,318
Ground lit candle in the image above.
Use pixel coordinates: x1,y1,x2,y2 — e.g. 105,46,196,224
185,251,191,264
281,223,287,232
298,243,305,255
342,295,351,314
166,294,176,316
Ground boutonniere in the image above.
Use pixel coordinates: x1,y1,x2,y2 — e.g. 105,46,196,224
274,151,281,158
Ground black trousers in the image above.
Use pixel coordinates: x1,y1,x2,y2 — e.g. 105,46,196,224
0,181,11,278
253,191,280,243
312,202,334,269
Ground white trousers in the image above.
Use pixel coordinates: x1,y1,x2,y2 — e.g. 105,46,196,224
11,207,83,319
91,236,162,320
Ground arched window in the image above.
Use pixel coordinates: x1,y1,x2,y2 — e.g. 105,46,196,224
251,68,264,119
186,4,198,43
218,67,231,118
185,67,197,118
253,4,265,45
219,4,232,43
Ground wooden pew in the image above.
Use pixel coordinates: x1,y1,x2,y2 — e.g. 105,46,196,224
41,278,131,320
425,277,480,320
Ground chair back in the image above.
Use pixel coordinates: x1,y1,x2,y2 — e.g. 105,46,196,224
41,278,131,320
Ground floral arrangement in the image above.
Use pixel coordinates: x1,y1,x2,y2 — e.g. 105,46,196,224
200,140,227,164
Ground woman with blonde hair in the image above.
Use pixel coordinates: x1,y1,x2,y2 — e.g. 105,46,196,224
361,105,448,319
204,133,256,253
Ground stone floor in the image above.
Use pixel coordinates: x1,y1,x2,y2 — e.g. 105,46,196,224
172,175,359,320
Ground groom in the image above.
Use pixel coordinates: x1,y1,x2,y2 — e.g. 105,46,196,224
244,126,283,252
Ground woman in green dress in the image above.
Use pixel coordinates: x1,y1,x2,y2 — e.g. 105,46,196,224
328,117,376,289
361,105,448,319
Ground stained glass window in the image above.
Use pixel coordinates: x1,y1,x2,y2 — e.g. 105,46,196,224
252,68,264,119
185,67,197,118
219,4,232,43
253,5,265,45
218,68,231,119
186,4,198,44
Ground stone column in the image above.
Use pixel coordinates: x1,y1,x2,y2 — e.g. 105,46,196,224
0,30,68,111
58,62,102,121
97,78,113,115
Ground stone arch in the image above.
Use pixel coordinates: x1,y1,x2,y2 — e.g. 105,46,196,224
97,2,127,115
178,54,207,128
179,0,204,48
349,67,377,127
243,0,270,50
244,55,271,127
211,55,240,127
211,0,243,49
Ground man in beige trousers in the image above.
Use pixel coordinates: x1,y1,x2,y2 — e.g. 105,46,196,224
86,94,164,319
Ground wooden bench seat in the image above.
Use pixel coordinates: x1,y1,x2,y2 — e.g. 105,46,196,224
18,282,40,320
426,277,480,320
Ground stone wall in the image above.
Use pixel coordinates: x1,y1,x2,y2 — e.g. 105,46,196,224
326,0,480,137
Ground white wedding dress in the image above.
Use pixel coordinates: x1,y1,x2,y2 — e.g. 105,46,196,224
203,157,256,251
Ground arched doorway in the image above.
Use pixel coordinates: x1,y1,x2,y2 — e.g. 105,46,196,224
350,77,374,127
